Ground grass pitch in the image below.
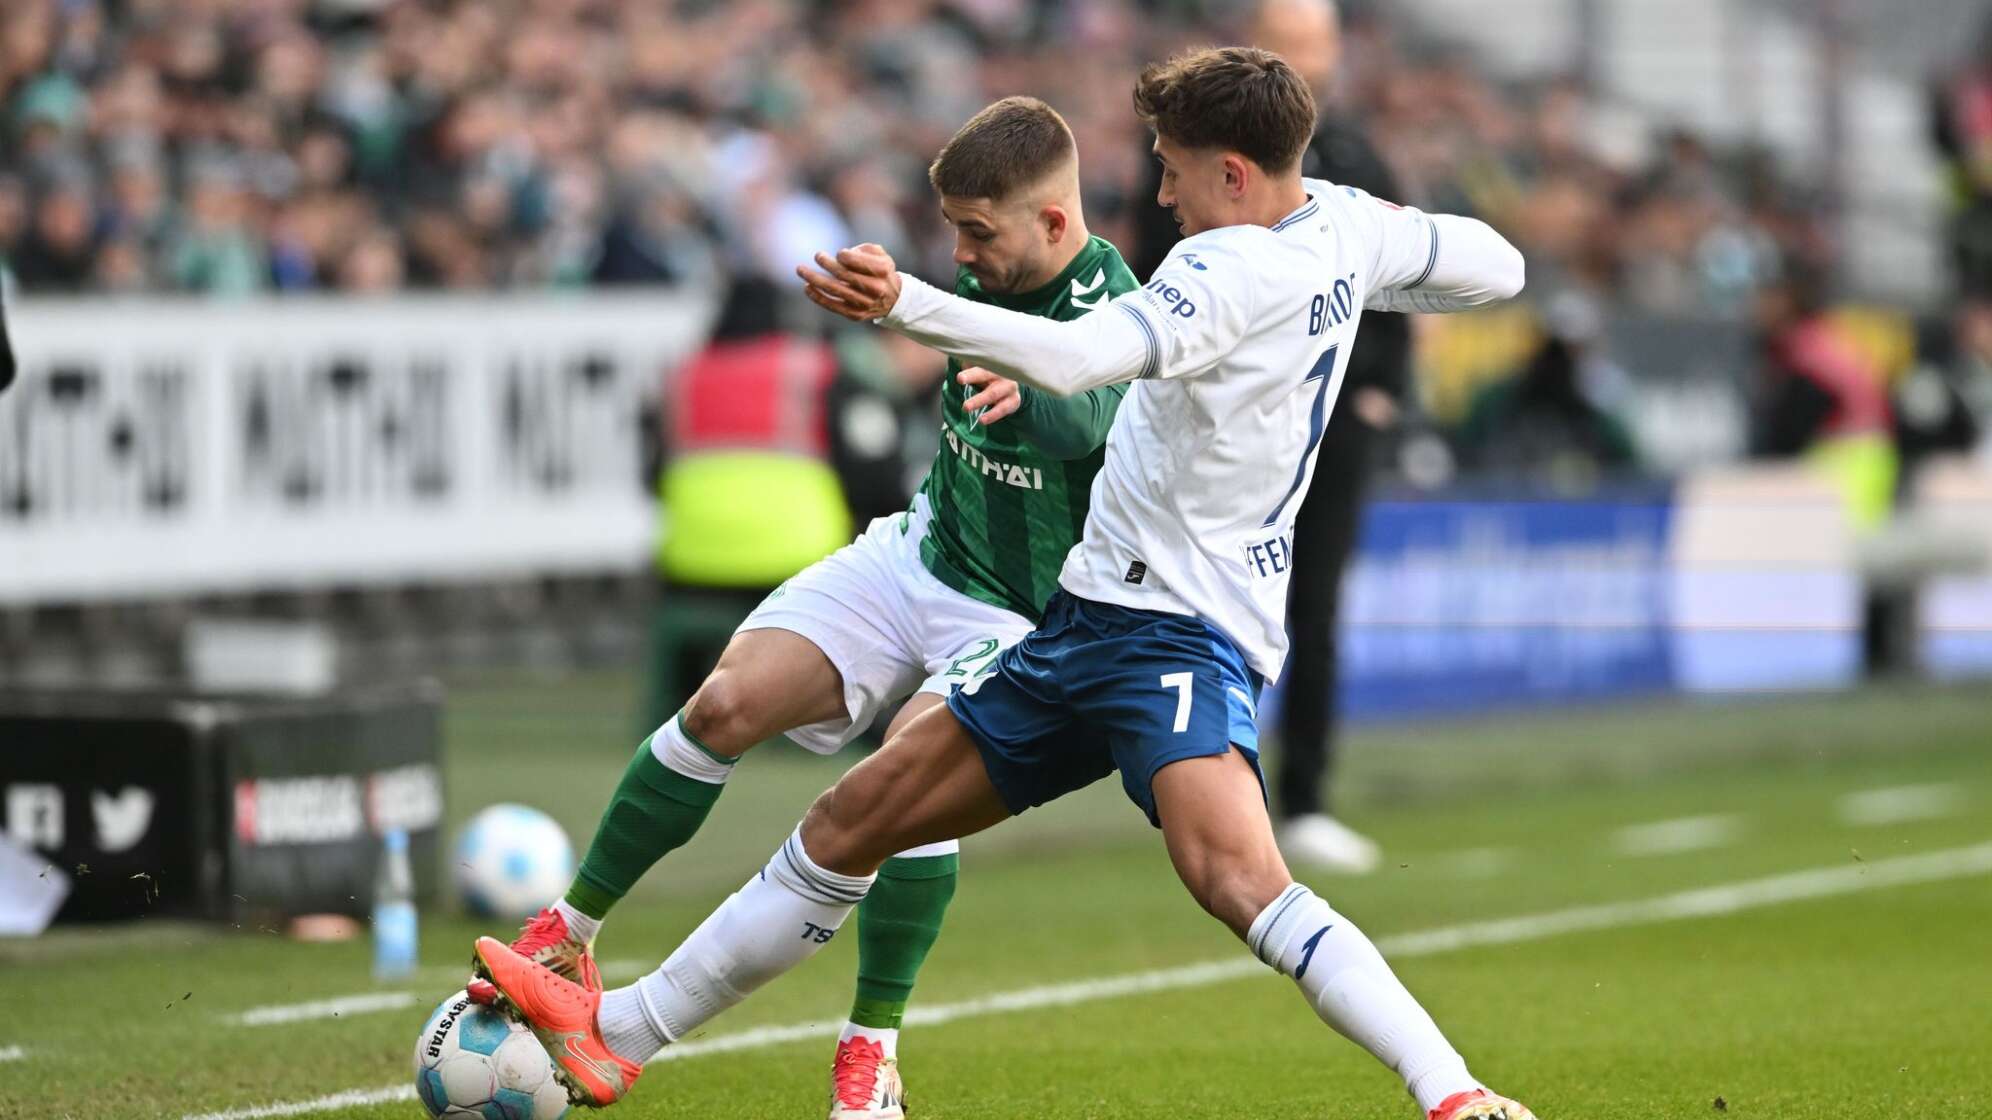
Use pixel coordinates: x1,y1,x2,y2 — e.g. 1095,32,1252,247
4,676,1989,1120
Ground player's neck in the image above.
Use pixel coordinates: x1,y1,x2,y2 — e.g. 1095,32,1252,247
1248,180,1312,229
1019,220,1093,292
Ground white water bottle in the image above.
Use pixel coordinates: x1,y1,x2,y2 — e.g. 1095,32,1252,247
372,828,418,981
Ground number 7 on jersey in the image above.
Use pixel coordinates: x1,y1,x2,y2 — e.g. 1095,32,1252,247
1160,672,1194,733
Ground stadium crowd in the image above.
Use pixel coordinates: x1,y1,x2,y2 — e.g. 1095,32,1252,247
0,0,1823,318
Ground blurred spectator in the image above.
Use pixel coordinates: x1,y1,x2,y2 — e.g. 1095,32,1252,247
1457,291,1638,485
1933,13,1992,297
1749,261,1896,528
643,274,852,731
1896,302,1992,469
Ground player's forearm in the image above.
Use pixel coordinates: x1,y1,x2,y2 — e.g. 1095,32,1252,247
1009,385,1121,459
883,274,1147,397
1366,214,1525,313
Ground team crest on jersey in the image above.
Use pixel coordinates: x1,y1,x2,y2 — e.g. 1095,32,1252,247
1070,268,1108,310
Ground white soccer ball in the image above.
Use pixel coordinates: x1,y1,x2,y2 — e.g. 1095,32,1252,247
414,989,570,1120
454,804,574,920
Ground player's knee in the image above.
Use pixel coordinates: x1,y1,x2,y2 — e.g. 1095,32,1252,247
799,754,910,874
683,672,759,755
1179,854,1291,937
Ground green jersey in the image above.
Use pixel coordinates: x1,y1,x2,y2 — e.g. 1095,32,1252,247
914,235,1140,620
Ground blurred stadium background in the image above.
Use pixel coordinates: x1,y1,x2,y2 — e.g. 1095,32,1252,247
2,1,1991,1118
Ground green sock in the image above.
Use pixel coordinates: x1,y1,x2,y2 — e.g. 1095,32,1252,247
850,852,959,1029
563,713,733,920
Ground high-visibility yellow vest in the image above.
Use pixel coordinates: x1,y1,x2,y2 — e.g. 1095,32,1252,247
657,335,851,586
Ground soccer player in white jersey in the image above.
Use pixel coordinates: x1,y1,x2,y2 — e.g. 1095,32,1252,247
473,47,1533,1120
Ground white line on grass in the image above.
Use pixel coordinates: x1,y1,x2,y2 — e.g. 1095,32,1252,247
181,840,1992,1120
181,1086,416,1120
1429,847,1515,879
0,1045,25,1062
1612,813,1741,856
1838,783,1965,826
223,992,419,1027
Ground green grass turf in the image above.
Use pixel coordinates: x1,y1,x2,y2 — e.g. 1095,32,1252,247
3,675,1989,1120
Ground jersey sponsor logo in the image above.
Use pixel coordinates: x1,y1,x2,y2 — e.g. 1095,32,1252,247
800,921,837,943
1143,277,1199,318
1243,531,1295,579
1124,559,1147,585
943,427,1044,490
1070,268,1108,310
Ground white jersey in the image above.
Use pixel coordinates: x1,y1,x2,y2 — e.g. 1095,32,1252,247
879,178,1523,682
1057,181,1452,679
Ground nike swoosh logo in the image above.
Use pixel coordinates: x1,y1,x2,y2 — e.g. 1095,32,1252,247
1071,268,1107,310
563,1035,627,1095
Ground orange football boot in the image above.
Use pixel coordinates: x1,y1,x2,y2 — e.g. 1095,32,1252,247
467,907,600,1005
472,936,641,1107
1428,1089,1537,1120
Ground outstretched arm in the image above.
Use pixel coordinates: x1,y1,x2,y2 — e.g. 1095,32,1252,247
801,246,1148,399
1354,193,1525,314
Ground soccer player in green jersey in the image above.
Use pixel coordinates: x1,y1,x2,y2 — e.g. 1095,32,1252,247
467,96,1138,1116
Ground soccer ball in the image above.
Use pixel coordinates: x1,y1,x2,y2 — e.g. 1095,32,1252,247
413,989,569,1119
454,803,574,920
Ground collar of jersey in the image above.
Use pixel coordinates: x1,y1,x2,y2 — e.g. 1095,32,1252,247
1269,189,1323,234
973,236,1111,310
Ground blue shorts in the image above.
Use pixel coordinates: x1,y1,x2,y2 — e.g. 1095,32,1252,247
945,591,1265,826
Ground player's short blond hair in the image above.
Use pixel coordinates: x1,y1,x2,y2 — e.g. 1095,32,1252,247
927,96,1077,203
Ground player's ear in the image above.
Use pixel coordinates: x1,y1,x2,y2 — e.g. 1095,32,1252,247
1223,154,1251,200
1041,204,1068,244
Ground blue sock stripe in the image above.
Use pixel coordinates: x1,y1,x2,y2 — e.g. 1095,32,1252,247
1249,883,1311,965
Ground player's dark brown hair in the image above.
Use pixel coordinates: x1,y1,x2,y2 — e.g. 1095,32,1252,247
1133,46,1317,174
927,96,1077,201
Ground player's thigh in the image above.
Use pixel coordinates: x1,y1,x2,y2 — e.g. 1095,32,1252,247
882,690,946,742
714,519,929,755
1150,748,1294,938
685,627,851,753
802,700,1014,876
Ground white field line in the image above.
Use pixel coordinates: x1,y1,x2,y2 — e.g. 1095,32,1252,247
182,840,1992,1120
223,992,418,1027
181,1086,417,1120
0,1045,25,1062
1429,847,1515,879
1838,783,1966,826
1612,813,1741,857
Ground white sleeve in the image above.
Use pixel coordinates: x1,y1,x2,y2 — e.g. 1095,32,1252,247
879,274,1151,398
1351,189,1525,313
1115,234,1256,381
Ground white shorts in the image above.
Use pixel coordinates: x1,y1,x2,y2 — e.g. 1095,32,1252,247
738,494,1037,755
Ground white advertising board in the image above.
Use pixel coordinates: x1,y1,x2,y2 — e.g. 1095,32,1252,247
0,293,711,603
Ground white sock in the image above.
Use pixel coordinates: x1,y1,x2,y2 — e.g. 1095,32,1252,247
1248,883,1479,1113
552,898,601,946
839,1021,899,1060
605,827,875,1061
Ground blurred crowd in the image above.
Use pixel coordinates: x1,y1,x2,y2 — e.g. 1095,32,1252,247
6,0,1988,489
0,0,1826,311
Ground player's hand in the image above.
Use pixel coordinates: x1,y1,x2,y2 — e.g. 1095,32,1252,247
958,366,1022,426
797,243,902,321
